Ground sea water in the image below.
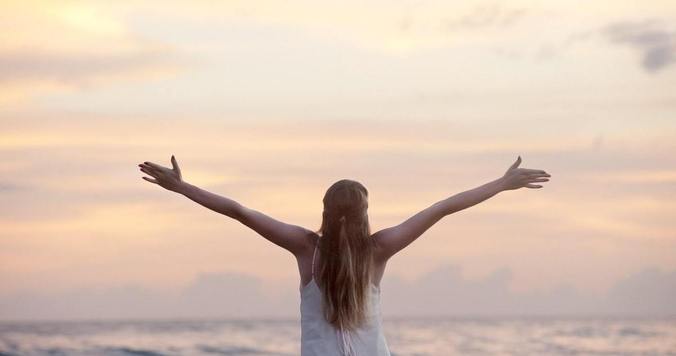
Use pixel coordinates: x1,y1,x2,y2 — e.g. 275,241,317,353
1,317,675,355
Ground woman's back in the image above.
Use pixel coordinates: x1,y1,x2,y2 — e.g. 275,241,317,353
299,236,391,356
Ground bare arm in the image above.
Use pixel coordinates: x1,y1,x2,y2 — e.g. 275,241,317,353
373,156,550,261
138,156,313,256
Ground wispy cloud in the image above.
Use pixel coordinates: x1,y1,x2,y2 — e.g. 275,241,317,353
603,18,676,72
0,48,181,87
0,1,185,105
0,182,25,192
444,4,528,31
128,1,531,53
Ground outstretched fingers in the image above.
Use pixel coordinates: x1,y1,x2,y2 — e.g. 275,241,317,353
143,161,167,171
525,172,550,184
526,175,551,180
503,156,551,190
139,165,158,178
521,168,548,174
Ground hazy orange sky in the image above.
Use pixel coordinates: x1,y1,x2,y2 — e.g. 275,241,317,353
1,0,675,318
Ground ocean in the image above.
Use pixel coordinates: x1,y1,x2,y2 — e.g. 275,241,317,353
1,317,674,355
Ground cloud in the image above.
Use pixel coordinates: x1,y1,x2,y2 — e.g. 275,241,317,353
444,4,527,31
602,19,676,72
605,267,676,315
381,265,676,317
1,265,674,320
0,1,185,105
0,48,181,87
123,1,530,53
0,272,298,320
0,182,24,192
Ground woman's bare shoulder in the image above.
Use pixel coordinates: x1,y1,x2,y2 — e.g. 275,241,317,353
295,230,320,259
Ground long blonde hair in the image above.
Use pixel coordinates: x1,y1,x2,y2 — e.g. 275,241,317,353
315,179,375,332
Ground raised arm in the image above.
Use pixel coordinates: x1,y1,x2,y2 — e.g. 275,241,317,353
138,155,313,256
372,156,550,261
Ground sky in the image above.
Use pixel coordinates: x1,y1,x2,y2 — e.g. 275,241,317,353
1,0,675,320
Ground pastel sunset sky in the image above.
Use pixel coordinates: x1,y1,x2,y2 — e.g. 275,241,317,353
1,0,675,319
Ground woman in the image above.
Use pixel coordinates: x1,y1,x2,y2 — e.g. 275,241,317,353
138,155,550,355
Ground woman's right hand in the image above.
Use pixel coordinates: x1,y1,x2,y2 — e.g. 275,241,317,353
500,156,551,190
138,155,185,193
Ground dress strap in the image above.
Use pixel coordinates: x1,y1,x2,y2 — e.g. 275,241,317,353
311,234,319,279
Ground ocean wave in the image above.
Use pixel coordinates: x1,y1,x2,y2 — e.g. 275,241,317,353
1,318,674,355
102,346,166,356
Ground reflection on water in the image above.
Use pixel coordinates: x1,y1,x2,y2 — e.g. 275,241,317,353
1,317,675,355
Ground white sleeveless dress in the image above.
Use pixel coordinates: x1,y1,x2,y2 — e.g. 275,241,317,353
299,236,391,356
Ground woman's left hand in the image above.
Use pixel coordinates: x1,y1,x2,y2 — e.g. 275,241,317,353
138,155,184,192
